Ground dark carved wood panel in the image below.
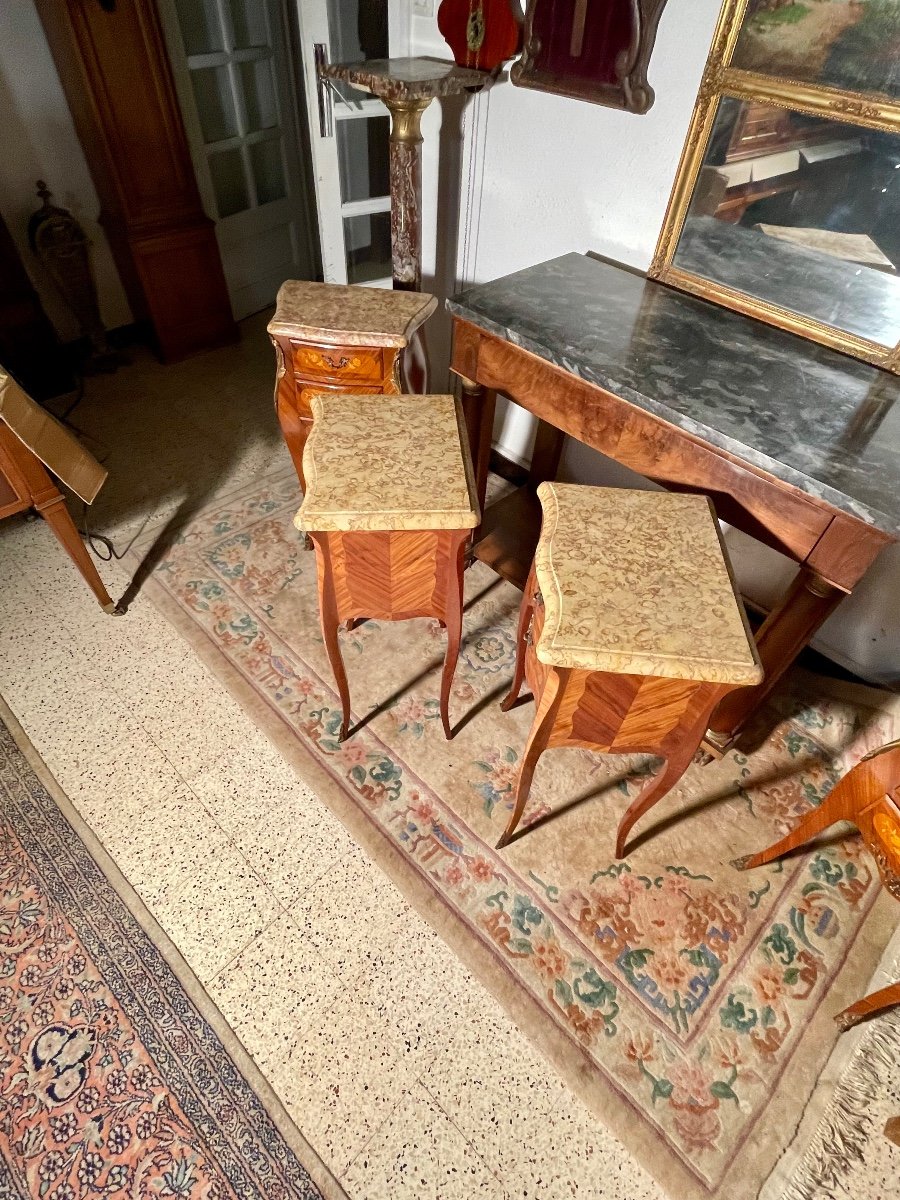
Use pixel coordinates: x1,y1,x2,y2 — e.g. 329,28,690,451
0,210,72,400
511,0,669,113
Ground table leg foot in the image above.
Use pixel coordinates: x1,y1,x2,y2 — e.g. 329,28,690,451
497,667,567,849
709,567,844,747
37,493,118,613
311,533,352,742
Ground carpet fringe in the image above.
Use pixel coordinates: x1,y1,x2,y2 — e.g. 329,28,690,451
780,970,900,1200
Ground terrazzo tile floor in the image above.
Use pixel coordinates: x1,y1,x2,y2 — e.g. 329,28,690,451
1,317,887,1199
0,316,662,1200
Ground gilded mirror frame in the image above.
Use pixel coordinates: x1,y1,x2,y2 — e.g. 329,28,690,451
649,0,900,374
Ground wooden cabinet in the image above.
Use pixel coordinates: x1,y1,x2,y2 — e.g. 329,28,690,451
34,0,237,361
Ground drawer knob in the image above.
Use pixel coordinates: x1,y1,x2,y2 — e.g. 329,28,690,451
323,353,350,369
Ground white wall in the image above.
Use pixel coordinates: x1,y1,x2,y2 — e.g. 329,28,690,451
0,2,132,341
409,0,900,687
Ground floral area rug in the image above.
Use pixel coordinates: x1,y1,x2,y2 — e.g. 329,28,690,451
136,468,899,1200
0,700,340,1200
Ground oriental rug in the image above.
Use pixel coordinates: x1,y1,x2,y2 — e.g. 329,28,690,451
0,699,341,1200
134,468,900,1200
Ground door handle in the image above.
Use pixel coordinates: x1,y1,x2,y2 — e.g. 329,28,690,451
314,43,333,138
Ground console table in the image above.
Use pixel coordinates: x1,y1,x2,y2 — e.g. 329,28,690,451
447,252,900,753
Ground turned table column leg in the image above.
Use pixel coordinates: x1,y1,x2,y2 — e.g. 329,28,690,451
385,95,432,393
707,566,844,753
458,376,495,537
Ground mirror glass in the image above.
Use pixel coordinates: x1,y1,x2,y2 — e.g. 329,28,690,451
673,97,900,345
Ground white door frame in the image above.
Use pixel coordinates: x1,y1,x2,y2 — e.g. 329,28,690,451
291,1,412,284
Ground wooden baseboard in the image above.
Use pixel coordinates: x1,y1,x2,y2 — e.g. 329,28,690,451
488,448,528,486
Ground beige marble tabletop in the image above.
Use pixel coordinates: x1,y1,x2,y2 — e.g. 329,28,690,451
533,482,763,684
268,281,436,347
295,393,479,533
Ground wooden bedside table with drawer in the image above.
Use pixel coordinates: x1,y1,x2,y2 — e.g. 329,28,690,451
267,281,436,491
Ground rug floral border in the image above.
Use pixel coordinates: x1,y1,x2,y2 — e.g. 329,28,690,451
135,470,899,1200
0,708,330,1199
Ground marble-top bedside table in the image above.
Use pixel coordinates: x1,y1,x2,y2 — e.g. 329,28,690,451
499,482,763,857
295,391,479,741
267,280,436,491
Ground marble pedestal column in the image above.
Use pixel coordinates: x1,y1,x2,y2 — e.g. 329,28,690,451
319,57,489,295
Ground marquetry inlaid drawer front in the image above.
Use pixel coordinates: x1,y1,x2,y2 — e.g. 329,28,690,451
291,342,384,384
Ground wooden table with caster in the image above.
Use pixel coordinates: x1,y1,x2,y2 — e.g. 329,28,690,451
497,483,762,856
295,392,479,741
447,252,899,758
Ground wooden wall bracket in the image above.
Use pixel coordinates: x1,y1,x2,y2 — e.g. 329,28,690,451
511,0,670,112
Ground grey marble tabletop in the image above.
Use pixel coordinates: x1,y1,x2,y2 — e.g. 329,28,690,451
447,252,900,536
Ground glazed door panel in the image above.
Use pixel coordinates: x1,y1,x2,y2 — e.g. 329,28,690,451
293,0,410,286
160,0,318,317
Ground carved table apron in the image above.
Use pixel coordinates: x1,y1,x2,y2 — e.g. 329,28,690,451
447,253,900,754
